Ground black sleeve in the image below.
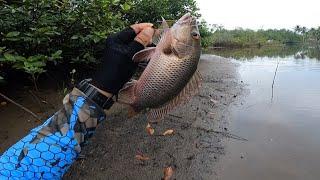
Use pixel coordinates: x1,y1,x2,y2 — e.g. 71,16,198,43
115,27,137,44
93,28,144,94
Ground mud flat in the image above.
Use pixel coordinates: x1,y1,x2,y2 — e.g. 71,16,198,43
64,54,244,179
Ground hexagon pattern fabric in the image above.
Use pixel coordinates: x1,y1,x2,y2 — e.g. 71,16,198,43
0,88,106,179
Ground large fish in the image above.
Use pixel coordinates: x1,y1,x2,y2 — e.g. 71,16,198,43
119,13,202,120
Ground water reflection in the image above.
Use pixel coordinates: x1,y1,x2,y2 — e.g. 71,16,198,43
214,46,320,180
204,45,320,61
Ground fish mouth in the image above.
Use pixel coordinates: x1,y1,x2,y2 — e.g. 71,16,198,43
176,13,196,26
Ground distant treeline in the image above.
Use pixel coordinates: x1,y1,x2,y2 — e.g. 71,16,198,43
201,26,302,48
294,26,320,46
200,24,320,48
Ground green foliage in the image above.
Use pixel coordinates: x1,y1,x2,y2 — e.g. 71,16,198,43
125,0,200,25
1,0,204,86
305,27,320,46
0,0,130,78
205,45,302,60
0,49,62,75
206,28,302,48
198,20,214,48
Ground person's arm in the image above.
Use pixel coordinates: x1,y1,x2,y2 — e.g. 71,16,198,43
0,88,105,179
0,25,154,179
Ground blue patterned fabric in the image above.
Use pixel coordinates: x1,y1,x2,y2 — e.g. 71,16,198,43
0,88,106,179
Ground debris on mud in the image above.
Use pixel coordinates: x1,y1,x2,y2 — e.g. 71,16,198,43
162,166,174,180
135,154,150,161
162,129,174,136
146,123,155,135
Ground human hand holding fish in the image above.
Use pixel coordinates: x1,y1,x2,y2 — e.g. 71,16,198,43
92,23,155,98
92,13,202,122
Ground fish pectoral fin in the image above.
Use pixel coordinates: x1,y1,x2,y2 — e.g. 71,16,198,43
133,47,156,62
117,81,136,105
119,82,140,118
147,70,203,121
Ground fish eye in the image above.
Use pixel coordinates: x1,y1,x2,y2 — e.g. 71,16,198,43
191,32,200,39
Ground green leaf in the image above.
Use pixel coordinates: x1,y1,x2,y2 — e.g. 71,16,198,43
31,61,46,67
6,31,20,38
3,53,16,62
12,62,24,69
71,35,79,40
15,56,27,62
0,47,5,54
121,3,131,11
51,50,62,59
112,0,120,5
93,36,101,43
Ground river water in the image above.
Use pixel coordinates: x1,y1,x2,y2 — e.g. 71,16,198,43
210,46,320,180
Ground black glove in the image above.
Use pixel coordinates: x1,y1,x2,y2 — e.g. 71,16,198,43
93,27,144,94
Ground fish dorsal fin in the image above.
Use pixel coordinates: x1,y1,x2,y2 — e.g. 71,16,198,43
117,80,137,105
158,28,173,54
147,70,203,121
132,47,156,62
152,17,170,45
152,29,162,46
161,16,169,29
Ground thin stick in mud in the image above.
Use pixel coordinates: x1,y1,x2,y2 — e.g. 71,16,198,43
271,60,280,103
0,92,41,120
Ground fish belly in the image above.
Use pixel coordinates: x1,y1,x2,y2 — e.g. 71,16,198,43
135,53,197,109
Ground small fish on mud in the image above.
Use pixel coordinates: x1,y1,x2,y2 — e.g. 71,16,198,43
119,13,202,121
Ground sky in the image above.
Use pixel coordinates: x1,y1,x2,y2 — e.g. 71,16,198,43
196,0,320,30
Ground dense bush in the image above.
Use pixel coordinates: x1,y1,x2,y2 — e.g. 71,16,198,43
0,0,132,82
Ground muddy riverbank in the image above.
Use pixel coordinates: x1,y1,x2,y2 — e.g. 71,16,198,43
0,55,244,179
65,55,244,179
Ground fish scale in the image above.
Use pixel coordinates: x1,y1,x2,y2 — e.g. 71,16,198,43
137,53,197,108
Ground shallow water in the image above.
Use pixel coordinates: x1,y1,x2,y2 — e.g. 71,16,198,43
211,47,320,180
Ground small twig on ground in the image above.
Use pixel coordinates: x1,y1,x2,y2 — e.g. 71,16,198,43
168,114,183,119
197,127,248,141
197,94,208,98
0,92,41,121
216,131,248,141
